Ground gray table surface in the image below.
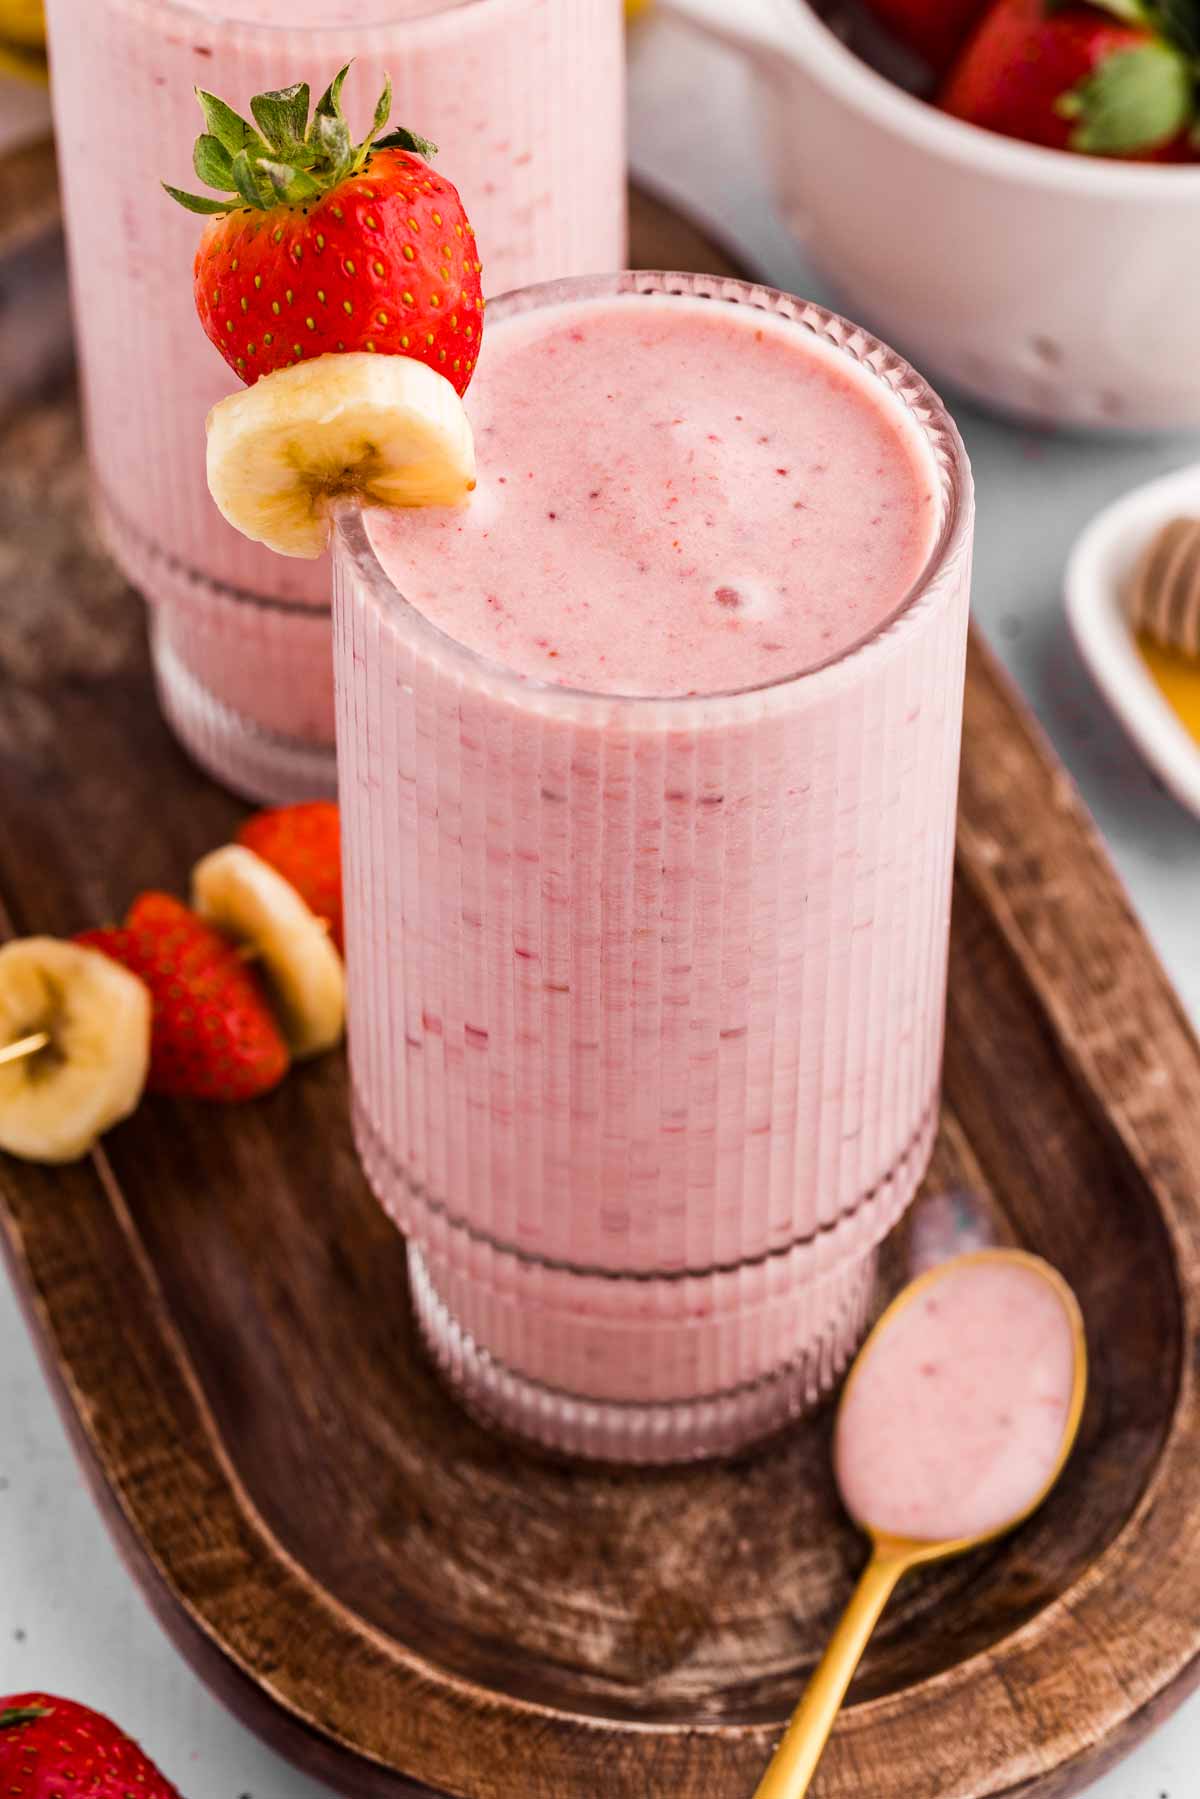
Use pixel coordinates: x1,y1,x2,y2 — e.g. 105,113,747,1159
1,17,1197,1797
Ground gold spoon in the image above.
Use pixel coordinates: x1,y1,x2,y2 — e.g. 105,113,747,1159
754,1248,1087,1799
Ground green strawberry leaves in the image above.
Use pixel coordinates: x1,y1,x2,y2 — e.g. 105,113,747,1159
164,62,437,217
196,89,262,157
230,147,274,209
162,185,233,216
261,159,324,203
374,125,440,158
251,80,311,155
1045,0,1200,152
313,109,355,180
1057,39,1192,152
371,76,395,140
315,62,350,124
0,1708,51,1730
193,133,235,191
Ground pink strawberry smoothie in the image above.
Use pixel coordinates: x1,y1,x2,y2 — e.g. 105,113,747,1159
45,0,625,799
835,1256,1080,1543
334,276,974,1461
367,295,938,692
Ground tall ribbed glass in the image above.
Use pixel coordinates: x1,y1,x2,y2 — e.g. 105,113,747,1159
44,0,627,803
333,274,973,1463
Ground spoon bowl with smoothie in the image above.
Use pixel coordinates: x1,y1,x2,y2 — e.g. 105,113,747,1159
755,1248,1087,1799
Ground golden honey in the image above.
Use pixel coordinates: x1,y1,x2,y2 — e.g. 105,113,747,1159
1137,633,1200,748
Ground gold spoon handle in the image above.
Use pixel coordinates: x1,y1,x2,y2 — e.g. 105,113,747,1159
753,1550,905,1798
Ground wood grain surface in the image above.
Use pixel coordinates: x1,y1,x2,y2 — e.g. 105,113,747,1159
2,176,1200,1799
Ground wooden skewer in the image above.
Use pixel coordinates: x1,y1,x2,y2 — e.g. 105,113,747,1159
0,1030,50,1068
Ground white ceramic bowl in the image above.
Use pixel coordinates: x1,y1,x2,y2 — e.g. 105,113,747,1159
663,0,1200,431
1065,463,1200,819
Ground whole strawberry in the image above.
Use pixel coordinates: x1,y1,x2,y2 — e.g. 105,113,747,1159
237,800,344,953
0,1695,182,1799
165,66,483,394
78,891,290,1102
939,0,1195,157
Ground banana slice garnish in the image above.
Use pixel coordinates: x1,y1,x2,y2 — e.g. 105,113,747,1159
0,938,151,1164
205,350,476,558
192,845,345,1058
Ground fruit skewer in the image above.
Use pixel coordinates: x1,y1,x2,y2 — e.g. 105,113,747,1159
0,1030,50,1067
0,805,347,1161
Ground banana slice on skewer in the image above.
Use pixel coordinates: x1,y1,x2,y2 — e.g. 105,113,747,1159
205,350,476,559
192,845,346,1058
0,938,151,1163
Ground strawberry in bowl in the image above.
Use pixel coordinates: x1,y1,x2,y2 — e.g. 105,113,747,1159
166,68,480,558
939,0,1196,157
853,0,1200,158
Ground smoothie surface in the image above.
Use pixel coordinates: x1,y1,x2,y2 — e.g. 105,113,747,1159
367,292,941,696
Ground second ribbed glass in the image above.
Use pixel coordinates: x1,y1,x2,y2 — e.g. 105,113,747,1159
333,273,974,1463
45,0,627,803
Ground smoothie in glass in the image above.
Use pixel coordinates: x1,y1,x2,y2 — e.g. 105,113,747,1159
45,0,626,802
334,273,973,1462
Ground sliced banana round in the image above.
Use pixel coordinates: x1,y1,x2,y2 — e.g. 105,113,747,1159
192,845,345,1058
206,350,476,559
0,938,151,1164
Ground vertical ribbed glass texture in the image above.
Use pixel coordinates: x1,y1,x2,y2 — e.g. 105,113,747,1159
44,0,627,802
334,273,974,1462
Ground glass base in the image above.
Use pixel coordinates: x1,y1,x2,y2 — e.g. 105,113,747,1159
96,489,337,805
152,629,337,806
352,1094,910,1465
409,1243,877,1465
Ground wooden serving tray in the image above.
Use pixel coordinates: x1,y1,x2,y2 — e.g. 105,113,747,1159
3,178,1200,1799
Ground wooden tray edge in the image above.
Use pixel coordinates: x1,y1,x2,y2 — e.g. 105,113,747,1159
4,633,1200,1799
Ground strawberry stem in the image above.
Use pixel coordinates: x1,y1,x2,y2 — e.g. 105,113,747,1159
0,1707,51,1729
1056,39,1192,153
164,62,437,217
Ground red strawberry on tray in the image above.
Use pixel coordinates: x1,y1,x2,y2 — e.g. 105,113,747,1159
166,67,481,559
0,1695,182,1799
939,0,1196,157
79,891,291,1102
237,800,344,953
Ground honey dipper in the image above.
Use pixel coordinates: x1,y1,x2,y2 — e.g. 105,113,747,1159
1127,516,1200,658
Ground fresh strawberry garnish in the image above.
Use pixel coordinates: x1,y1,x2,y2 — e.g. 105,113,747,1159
939,0,1195,157
860,0,991,75
165,66,483,394
236,800,344,952
78,892,289,1102
0,1695,182,1799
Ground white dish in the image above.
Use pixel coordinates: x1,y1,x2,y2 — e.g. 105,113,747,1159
660,0,1200,431
1065,464,1200,820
